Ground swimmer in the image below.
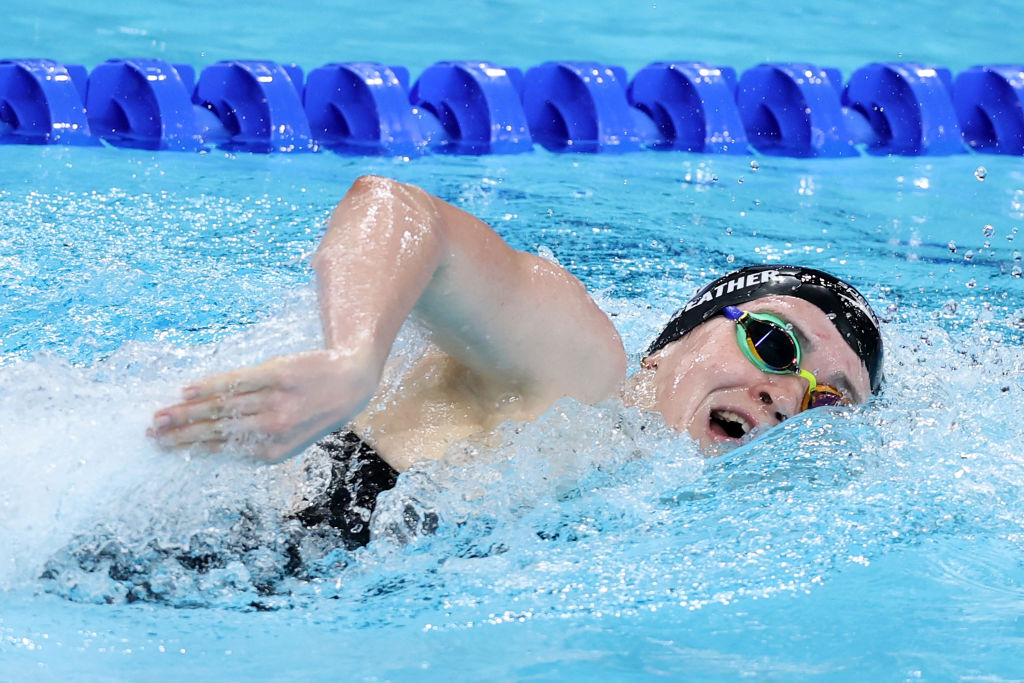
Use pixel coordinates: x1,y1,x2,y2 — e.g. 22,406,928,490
148,175,882,543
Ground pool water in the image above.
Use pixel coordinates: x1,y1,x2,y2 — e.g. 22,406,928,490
3,1,1024,680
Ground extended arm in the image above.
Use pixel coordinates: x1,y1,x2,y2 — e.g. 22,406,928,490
150,176,625,462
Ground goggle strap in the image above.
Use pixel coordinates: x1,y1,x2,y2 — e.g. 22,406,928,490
797,368,817,392
722,305,744,321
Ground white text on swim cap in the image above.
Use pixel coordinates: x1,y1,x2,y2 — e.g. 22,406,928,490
683,269,780,311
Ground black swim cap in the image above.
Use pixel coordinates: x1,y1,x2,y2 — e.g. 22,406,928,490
646,265,884,393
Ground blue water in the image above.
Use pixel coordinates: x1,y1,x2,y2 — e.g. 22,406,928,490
3,1,1024,680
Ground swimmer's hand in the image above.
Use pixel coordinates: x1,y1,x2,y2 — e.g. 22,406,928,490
148,349,380,463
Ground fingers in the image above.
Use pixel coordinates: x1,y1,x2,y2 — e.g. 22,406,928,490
148,351,350,465
149,413,267,449
149,417,229,449
154,390,268,429
149,362,296,459
148,414,301,464
181,364,279,401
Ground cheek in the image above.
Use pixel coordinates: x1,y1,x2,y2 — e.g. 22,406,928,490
649,323,757,429
650,360,701,428
653,355,733,429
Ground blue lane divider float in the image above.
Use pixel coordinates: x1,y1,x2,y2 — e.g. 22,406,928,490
0,58,94,145
86,58,204,151
412,61,531,154
843,62,963,155
2,57,1023,157
194,60,312,152
953,65,1024,155
627,62,748,154
736,63,854,158
522,61,659,152
304,62,437,155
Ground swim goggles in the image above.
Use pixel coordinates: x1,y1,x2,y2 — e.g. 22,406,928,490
722,305,845,412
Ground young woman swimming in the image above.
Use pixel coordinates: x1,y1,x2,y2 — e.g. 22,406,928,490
148,175,883,544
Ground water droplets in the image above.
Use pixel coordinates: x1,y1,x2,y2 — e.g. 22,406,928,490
749,160,760,172
947,241,957,254
1012,265,1023,278
536,245,558,263
983,224,995,238
964,250,975,261
1012,190,1024,214
974,166,987,181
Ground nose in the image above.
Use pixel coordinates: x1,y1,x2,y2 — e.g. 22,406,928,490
749,376,807,424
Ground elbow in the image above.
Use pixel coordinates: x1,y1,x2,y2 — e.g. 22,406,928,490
331,175,401,224
313,175,401,267
349,174,398,197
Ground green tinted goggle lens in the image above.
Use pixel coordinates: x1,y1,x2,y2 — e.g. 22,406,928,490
740,316,800,371
722,305,846,412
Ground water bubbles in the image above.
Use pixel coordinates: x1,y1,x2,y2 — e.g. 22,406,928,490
1012,265,1023,278
964,250,975,261
975,166,987,181
536,245,558,263
725,227,733,236
1012,190,1024,213
965,278,977,288
947,241,957,254
726,254,735,263
941,300,958,316
749,160,759,172
983,224,995,238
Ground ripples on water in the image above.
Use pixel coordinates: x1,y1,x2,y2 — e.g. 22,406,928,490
1,148,1023,676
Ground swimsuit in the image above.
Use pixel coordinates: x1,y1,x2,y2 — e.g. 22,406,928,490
291,430,399,549
42,430,400,604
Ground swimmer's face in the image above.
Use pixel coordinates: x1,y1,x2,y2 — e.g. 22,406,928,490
642,295,871,451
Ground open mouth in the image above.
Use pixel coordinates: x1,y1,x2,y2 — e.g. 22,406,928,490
708,409,753,440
